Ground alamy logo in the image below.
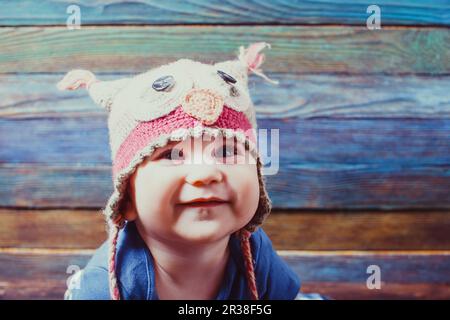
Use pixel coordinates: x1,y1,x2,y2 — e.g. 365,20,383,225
366,5,382,30
66,264,82,290
366,265,382,289
66,5,81,30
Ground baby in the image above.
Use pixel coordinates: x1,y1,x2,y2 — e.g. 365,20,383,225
58,43,301,300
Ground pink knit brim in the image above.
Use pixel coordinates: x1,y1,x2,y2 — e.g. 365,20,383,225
113,105,255,178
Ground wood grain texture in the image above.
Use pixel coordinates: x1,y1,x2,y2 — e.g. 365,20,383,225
1,73,449,208
1,0,448,302
2,73,450,120
0,209,107,249
0,0,448,26
1,209,449,251
286,251,450,299
0,250,89,300
265,210,450,251
2,127,449,209
300,282,450,300
1,250,449,299
0,26,449,74
2,160,449,209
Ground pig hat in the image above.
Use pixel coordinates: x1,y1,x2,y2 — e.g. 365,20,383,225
57,43,277,300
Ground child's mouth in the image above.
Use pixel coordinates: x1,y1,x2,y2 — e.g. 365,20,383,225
178,198,229,208
180,201,228,208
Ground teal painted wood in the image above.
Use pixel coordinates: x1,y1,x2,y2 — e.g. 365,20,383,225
0,0,448,26
0,26,449,75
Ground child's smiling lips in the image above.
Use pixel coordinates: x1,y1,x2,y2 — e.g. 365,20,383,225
178,197,230,208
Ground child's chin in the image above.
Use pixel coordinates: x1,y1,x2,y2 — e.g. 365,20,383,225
174,222,229,243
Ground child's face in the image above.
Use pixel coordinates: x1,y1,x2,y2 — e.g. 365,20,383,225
124,135,259,244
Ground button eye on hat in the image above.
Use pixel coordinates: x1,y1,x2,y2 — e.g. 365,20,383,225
217,70,237,84
152,75,175,91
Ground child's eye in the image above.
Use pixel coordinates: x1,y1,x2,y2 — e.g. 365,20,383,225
159,148,184,160
214,145,238,158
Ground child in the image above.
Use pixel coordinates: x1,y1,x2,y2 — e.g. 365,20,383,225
57,42,301,300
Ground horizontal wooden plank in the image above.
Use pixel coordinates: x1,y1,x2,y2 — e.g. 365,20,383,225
2,73,450,121
0,249,90,300
0,26,449,74
1,209,449,251
0,0,448,26
300,282,450,300
0,209,107,249
265,210,450,251
2,115,449,168
286,251,450,299
1,162,449,209
269,164,450,209
1,250,449,299
281,251,450,284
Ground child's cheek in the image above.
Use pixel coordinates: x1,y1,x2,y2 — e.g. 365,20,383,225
133,166,180,223
227,164,259,220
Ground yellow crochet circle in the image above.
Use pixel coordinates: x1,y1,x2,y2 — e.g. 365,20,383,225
183,88,224,125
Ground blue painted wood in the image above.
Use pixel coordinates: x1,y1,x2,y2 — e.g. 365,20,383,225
2,74,450,122
0,73,449,208
0,0,448,26
1,251,449,299
1,161,449,209
284,253,450,284
1,73,449,165
1,116,450,168
1,115,449,209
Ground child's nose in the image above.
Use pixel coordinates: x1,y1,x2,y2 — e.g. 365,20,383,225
185,165,224,186
183,88,224,125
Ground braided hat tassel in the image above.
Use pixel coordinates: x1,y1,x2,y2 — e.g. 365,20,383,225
239,229,259,300
108,224,121,300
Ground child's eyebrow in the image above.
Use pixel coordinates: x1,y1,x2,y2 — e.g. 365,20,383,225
150,136,245,158
150,141,179,159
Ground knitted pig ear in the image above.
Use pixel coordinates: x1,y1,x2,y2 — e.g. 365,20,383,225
56,69,131,111
238,42,278,85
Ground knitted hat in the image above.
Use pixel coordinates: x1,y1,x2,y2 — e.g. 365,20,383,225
57,42,277,300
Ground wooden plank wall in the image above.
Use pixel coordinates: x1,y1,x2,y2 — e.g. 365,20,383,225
0,0,449,300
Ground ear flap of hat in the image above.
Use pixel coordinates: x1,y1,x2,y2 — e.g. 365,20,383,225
56,69,131,111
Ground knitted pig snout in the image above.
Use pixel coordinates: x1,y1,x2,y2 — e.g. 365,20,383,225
183,88,224,125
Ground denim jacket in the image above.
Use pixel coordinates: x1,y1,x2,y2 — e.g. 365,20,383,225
66,221,301,300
